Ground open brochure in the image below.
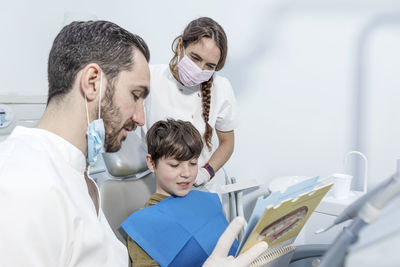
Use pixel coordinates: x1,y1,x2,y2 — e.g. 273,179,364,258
236,177,332,266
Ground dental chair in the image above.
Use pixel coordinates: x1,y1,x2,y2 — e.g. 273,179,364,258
99,131,156,245
100,170,156,244
99,131,238,244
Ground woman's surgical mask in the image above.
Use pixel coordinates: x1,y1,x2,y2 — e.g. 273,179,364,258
177,55,214,87
85,72,105,164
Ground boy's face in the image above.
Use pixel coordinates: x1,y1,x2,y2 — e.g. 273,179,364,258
146,155,198,197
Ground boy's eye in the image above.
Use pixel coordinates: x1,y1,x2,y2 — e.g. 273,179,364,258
169,163,179,168
190,162,198,166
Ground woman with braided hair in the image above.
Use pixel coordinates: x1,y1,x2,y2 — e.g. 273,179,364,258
143,17,237,191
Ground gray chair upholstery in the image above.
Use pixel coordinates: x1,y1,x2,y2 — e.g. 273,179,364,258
102,131,148,177
100,131,156,244
100,171,156,244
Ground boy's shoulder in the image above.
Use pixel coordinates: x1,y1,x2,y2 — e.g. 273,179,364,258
145,192,169,207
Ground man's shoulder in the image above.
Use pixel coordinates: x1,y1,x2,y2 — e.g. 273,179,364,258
0,148,71,217
0,129,55,166
1,126,49,152
0,130,62,190
0,144,74,219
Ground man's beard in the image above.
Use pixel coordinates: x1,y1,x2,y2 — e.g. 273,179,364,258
100,85,136,153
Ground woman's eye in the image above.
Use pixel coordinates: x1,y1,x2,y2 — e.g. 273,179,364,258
190,162,198,166
206,64,216,70
191,56,200,62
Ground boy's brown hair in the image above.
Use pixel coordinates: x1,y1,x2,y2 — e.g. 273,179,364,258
146,119,203,166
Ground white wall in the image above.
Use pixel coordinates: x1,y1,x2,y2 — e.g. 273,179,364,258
1,0,400,204
364,26,400,182
224,3,400,188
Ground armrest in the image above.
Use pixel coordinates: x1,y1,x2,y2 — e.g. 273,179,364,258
219,179,261,194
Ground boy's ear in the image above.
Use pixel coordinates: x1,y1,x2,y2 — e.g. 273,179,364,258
145,154,155,173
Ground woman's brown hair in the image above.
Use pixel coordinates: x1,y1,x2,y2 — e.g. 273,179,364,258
169,17,228,150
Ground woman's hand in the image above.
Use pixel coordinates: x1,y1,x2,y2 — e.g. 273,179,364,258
194,166,212,186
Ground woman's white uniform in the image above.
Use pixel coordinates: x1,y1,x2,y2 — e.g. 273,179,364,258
143,64,238,193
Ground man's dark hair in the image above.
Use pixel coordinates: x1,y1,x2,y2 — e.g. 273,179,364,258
146,119,203,166
47,20,150,104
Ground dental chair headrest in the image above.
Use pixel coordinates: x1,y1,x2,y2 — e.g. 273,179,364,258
102,131,148,177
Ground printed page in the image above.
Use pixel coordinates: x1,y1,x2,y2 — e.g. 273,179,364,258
239,183,332,254
237,176,319,253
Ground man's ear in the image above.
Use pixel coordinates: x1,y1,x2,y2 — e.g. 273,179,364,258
80,63,102,101
145,154,156,173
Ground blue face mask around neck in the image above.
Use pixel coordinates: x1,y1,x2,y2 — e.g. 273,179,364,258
85,72,105,164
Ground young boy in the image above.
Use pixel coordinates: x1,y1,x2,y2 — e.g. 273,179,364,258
121,119,237,266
